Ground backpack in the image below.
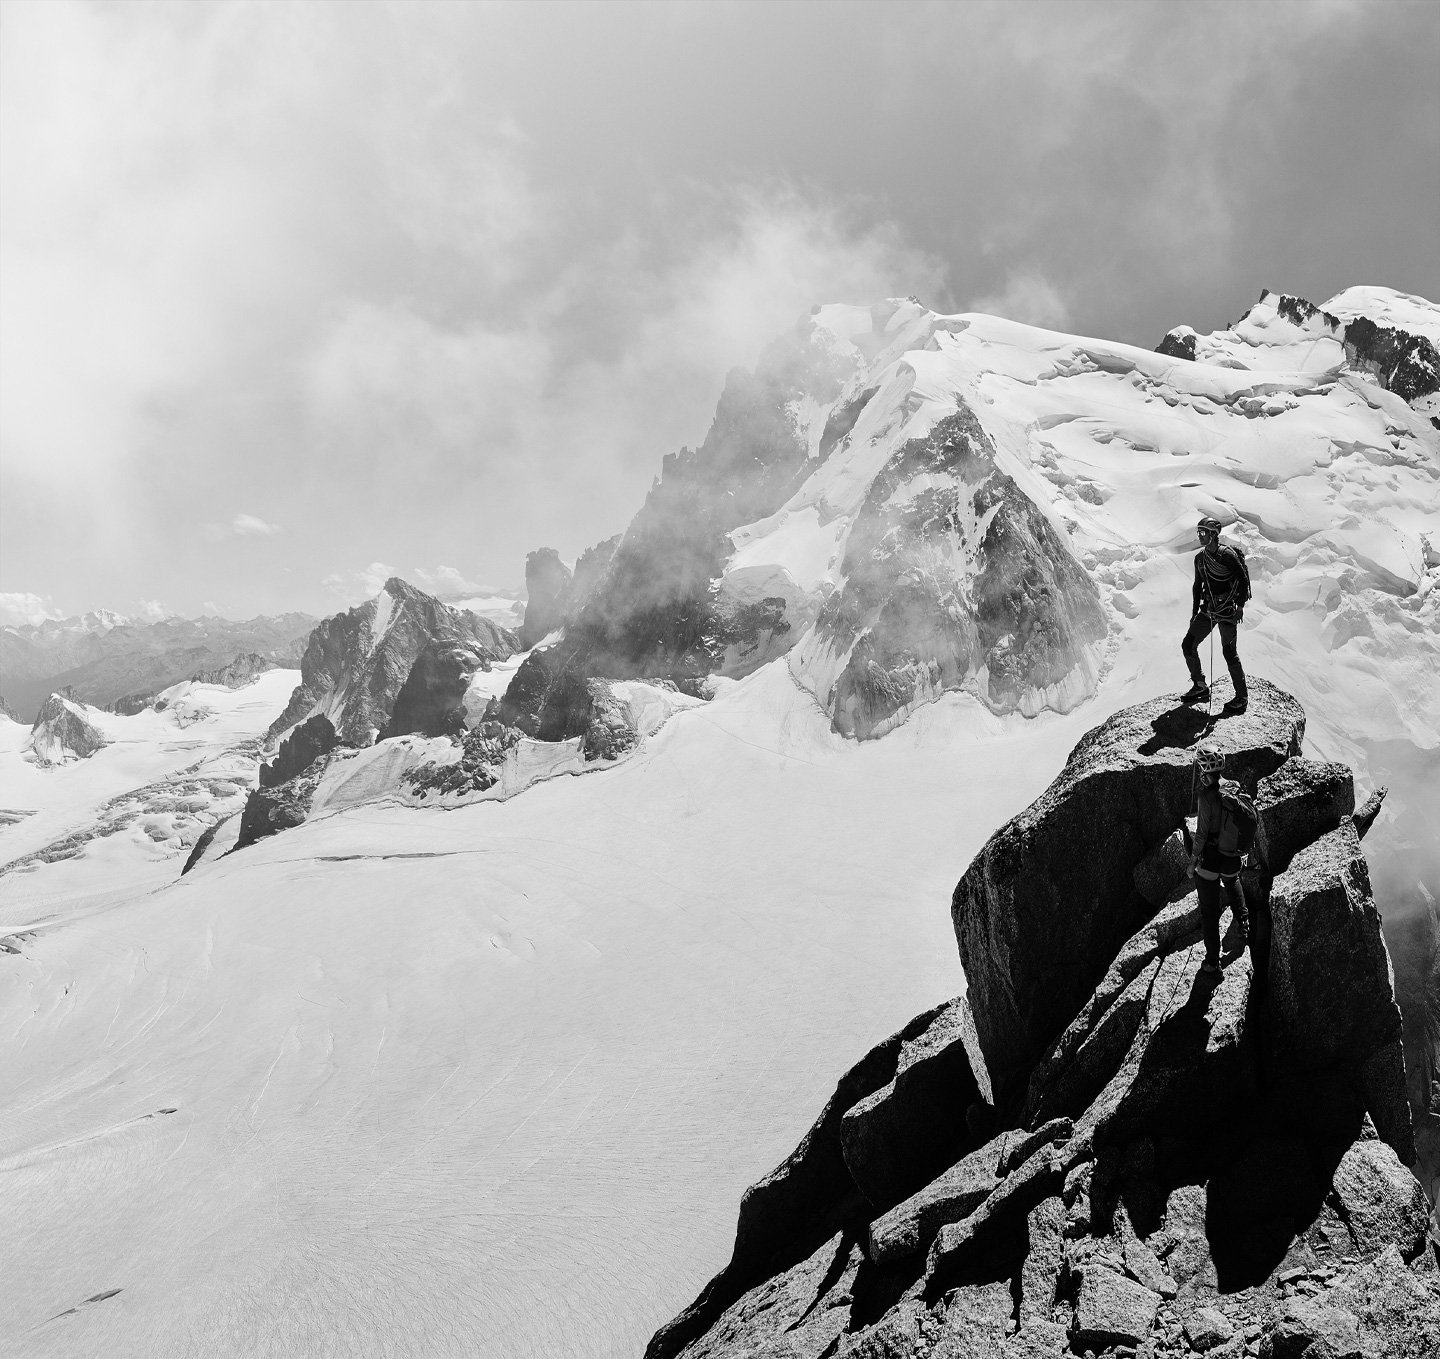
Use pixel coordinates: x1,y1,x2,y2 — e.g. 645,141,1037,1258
1224,545,1252,606
1218,787,1259,856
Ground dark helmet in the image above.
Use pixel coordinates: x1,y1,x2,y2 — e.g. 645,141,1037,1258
1197,516,1223,539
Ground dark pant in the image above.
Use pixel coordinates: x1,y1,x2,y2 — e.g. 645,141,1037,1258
1183,614,1246,699
1197,872,1248,964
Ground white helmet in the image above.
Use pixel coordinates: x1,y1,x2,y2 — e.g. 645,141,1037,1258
1196,743,1224,775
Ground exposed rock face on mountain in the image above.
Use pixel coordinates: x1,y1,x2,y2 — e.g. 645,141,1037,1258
268,577,517,746
649,684,1437,1359
0,695,19,723
380,641,490,740
191,652,277,688
23,693,110,766
519,548,573,649
802,405,1107,738
0,611,314,721
953,679,1307,1112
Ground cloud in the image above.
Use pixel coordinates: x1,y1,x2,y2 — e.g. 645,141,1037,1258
201,600,220,615
231,513,281,538
412,566,493,597
0,591,63,627
137,599,168,622
969,272,1071,331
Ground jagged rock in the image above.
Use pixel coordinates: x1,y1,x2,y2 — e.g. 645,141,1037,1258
1329,1139,1429,1261
181,813,235,875
235,716,339,849
518,548,573,649
644,1001,982,1359
1254,758,1355,873
928,1284,1012,1356
1072,1263,1160,1348
259,715,337,790
1184,1305,1235,1351
924,1140,1066,1281
1019,1196,1067,1324
110,691,156,715
1123,1236,1176,1299
24,692,110,765
952,678,1303,1110
1266,821,1411,1158
0,694,20,722
1160,1182,1218,1297
671,1230,860,1359
1261,1298,1364,1359
808,404,1107,739
1320,1244,1440,1359
1352,786,1387,840
380,641,489,740
1341,316,1440,405
562,351,818,686
998,1117,1074,1179
1157,326,1198,361
651,684,1433,1359
993,1319,1070,1358
191,652,276,688
867,1137,1002,1266
270,577,515,746
404,721,523,800
839,997,981,1210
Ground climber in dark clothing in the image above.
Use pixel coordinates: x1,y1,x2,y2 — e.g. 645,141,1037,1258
1189,743,1250,976
1181,516,1250,715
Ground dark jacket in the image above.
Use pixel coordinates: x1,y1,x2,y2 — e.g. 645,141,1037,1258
1192,544,1248,622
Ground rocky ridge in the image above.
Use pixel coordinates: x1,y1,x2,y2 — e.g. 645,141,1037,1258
23,692,110,766
267,576,516,746
648,682,1437,1359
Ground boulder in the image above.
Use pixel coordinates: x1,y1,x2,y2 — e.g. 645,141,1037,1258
952,678,1303,1109
1072,1263,1160,1348
1322,1244,1440,1359
1329,1139,1429,1261
1260,1299,1363,1359
928,1284,1013,1357
924,1140,1066,1280
1183,1306,1235,1351
1254,758,1355,873
840,998,981,1211
645,1003,976,1359
1019,1196,1067,1324
867,1137,1001,1266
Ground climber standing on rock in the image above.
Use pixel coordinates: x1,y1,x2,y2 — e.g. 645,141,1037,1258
1189,743,1254,977
1181,516,1251,715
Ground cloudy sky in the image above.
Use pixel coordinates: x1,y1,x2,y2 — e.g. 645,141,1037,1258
2,0,1436,625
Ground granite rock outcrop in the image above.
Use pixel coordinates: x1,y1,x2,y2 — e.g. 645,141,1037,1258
648,683,1437,1359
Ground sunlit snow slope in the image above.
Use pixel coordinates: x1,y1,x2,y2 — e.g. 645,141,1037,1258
2,288,1437,1359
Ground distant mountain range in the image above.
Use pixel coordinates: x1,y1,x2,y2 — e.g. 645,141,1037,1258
0,610,317,720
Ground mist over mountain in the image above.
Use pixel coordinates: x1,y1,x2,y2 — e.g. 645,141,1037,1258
0,610,317,721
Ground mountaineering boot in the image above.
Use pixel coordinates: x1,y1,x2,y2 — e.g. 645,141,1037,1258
1221,694,1248,716
1181,681,1210,704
